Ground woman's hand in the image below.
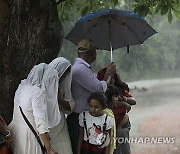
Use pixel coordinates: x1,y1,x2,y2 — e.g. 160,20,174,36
58,90,71,111
0,116,13,145
47,149,58,154
6,131,13,145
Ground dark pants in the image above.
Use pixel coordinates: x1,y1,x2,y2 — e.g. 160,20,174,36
114,121,131,154
67,112,79,154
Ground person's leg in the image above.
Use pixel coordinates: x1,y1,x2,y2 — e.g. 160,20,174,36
115,121,131,154
67,112,79,154
49,118,73,154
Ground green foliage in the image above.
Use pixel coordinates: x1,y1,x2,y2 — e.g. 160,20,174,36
58,0,180,23
133,0,180,23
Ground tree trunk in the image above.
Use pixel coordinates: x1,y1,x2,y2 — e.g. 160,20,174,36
0,0,64,123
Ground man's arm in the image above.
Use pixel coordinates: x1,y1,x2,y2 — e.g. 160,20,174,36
73,63,116,92
74,66,107,92
103,62,116,85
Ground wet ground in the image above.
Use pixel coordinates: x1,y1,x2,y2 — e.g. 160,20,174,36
127,78,180,154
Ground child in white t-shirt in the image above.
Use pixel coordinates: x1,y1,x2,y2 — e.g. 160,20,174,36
77,92,113,154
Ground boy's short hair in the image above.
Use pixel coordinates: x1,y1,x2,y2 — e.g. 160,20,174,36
88,92,107,108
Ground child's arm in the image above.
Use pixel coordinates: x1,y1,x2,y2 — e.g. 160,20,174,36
120,90,136,105
105,130,111,154
113,99,131,113
77,126,84,154
122,96,136,105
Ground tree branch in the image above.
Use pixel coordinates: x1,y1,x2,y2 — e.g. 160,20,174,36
56,0,67,5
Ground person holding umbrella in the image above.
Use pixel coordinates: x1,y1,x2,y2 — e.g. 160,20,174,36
67,39,116,154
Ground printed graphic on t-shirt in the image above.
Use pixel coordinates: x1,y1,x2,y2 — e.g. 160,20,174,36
88,123,102,140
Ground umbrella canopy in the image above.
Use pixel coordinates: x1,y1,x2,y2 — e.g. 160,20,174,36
65,9,157,51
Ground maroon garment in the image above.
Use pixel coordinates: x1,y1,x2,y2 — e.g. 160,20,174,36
113,90,132,127
112,107,126,127
81,140,105,154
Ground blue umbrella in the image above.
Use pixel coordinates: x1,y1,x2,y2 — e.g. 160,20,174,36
65,9,157,61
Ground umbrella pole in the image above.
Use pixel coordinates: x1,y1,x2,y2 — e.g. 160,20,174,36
111,46,113,62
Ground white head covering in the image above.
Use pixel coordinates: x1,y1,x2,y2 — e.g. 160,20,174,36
15,63,48,122
26,63,47,87
42,57,73,128
49,57,72,100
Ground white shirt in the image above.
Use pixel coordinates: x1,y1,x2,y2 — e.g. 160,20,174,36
79,111,113,145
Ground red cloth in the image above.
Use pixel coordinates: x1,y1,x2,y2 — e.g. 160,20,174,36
81,140,105,154
113,90,132,127
97,67,107,80
0,146,12,154
112,107,126,127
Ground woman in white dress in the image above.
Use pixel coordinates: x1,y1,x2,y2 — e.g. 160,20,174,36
8,63,54,154
47,57,75,154
8,63,68,154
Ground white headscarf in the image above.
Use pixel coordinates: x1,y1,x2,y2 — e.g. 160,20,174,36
26,63,47,87
15,63,48,122
42,57,73,128
49,57,75,113
49,57,72,101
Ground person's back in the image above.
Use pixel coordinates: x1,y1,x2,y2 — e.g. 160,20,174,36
67,39,116,154
8,63,60,154
71,58,107,113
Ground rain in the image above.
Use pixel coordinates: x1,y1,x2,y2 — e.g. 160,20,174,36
60,7,180,154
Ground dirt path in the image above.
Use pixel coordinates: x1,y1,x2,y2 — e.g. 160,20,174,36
127,78,180,154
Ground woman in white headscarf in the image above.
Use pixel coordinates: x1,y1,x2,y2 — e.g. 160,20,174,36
45,57,74,154
8,63,58,154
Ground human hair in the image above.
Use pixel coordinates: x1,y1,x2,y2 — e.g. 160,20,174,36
105,85,119,107
113,74,129,95
88,92,107,108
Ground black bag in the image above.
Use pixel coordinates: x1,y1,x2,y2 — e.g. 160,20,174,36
19,106,46,154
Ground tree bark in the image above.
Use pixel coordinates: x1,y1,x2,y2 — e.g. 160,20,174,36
0,0,64,123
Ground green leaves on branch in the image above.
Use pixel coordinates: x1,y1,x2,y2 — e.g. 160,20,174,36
174,9,180,18
133,0,180,23
133,4,150,17
57,0,180,23
168,10,173,23
58,0,127,22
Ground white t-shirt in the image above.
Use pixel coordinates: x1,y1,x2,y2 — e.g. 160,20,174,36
79,111,113,145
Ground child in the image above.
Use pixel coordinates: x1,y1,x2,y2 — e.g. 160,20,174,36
105,85,131,128
106,85,134,154
97,68,136,128
77,92,113,154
